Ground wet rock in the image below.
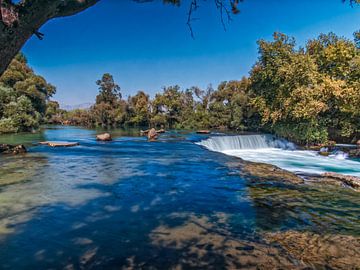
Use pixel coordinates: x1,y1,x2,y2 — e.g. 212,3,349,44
196,130,211,134
239,161,304,185
318,146,330,156
141,129,165,136
328,140,336,146
0,144,27,154
148,128,158,141
96,133,112,141
319,151,330,156
321,172,360,190
39,141,79,147
156,128,166,134
62,120,71,125
349,148,360,158
265,230,360,270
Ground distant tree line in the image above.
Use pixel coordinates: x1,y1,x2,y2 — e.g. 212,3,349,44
1,31,359,145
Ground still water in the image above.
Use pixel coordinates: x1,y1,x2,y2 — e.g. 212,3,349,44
0,127,359,269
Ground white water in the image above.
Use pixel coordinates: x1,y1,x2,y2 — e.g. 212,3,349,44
197,135,360,177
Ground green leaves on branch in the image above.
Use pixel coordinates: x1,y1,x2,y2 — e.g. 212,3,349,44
250,31,360,144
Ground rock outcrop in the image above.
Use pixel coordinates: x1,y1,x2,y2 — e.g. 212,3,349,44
96,133,112,141
0,144,27,154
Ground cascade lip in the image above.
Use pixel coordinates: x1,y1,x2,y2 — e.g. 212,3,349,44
196,134,297,151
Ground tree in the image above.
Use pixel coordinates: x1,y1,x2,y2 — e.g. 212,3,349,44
127,91,150,126
0,53,55,133
90,73,125,128
0,52,56,114
0,86,40,133
250,32,360,144
151,85,183,128
95,73,121,105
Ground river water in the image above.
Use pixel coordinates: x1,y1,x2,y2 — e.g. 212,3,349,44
0,127,359,269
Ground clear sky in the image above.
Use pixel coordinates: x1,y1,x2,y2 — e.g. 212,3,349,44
22,0,360,106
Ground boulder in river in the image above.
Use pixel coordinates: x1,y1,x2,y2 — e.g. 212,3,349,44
141,129,165,136
96,133,112,141
196,130,211,134
0,144,27,154
39,141,79,147
349,148,360,158
148,128,158,141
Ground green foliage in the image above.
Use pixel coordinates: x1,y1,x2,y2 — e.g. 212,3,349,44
95,73,121,105
250,31,360,144
0,53,56,133
0,53,56,114
0,87,40,133
127,91,150,126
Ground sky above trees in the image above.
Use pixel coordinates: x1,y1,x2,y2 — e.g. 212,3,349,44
21,0,360,106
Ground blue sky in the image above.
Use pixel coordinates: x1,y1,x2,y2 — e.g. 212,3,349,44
22,0,359,106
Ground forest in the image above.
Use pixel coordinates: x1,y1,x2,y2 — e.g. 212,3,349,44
0,31,359,145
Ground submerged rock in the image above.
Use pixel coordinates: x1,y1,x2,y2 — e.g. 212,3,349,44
239,161,304,185
0,144,27,154
265,230,360,270
39,141,79,147
96,133,112,141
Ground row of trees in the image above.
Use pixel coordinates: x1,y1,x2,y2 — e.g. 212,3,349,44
57,31,359,144
54,74,258,132
1,31,359,145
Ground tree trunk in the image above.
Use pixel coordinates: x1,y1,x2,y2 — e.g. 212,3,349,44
0,0,99,76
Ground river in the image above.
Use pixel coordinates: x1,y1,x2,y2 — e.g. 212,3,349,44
0,126,359,269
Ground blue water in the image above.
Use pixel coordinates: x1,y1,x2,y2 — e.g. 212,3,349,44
0,126,359,269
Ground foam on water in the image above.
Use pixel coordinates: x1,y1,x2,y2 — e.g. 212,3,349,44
197,135,360,177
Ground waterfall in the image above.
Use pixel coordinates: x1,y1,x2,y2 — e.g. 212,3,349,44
196,134,296,152
196,134,360,177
